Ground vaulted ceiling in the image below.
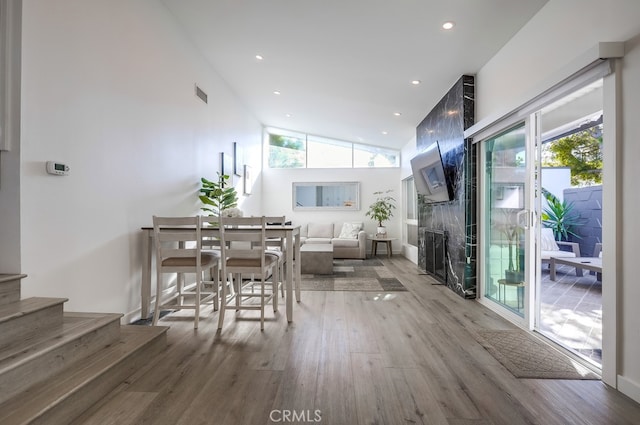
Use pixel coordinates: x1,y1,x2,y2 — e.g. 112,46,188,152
161,0,549,149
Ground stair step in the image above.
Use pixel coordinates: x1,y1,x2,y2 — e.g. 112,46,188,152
0,274,26,307
0,312,123,405
0,297,67,349
0,325,168,425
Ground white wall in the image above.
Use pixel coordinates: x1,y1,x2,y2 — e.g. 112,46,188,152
475,0,640,402
19,0,262,318
619,33,640,403
540,167,571,202
261,166,402,254
400,136,418,263
476,0,640,120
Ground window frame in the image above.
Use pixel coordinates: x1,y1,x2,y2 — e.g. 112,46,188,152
265,127,399,169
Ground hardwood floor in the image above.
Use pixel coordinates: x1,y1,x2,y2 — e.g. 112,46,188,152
73,257,640,424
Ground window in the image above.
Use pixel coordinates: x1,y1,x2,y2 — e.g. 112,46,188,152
353,144,399,168
403,176,418,247
268,132,305,168
266,128,399,169
307,137,352,168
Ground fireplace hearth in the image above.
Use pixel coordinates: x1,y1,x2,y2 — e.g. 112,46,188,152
420,229,447,284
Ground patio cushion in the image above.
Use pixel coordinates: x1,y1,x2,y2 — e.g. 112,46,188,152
541,250,576,260
540,228,560,251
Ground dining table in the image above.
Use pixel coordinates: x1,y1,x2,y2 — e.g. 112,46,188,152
140,224,302,322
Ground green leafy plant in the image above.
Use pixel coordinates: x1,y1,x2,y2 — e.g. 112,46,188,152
365,190,396,227
541,127,602,186
199,173,238,216
541,188,582,241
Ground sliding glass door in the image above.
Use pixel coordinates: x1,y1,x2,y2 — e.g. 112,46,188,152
535,80,604,366
473,61,614,376
479,81,604,365
481,123,535,322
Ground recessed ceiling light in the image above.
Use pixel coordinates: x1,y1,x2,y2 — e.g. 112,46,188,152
255,54,264,60
442,21,455,30
381,131,388,135
273,90,281,95
411,80,421,85
285,113,292,118
393,112,402,116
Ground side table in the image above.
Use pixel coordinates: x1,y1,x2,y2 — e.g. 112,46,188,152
497,279,524,310
369,236,396,258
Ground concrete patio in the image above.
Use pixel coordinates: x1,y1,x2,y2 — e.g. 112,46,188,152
539,263,602,365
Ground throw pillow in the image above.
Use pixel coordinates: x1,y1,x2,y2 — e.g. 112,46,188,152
339,222,363,239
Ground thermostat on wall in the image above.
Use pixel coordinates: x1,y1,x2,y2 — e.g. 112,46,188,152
46,161,70,176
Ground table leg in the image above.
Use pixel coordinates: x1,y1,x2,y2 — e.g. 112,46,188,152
386,241,392,257
286,232,293,322
141,229,152,319
550,258,557,281
518,285,524,309
294,233,301,303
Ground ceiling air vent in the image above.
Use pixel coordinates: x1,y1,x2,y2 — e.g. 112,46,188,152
195,84,208,104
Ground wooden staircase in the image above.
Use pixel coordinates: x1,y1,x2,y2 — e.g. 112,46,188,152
0,274,168,424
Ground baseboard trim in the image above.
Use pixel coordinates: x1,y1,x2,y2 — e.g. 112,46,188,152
123,309,142,325
618,375,640,404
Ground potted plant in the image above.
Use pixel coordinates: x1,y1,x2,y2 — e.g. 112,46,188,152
541,188,582,241
496,208,524,283
199,173,239,217
365,190,396,236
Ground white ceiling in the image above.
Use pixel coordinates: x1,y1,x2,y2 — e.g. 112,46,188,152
161,0,549,149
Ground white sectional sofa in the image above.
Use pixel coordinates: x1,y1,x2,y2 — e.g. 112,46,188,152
299,222,366,259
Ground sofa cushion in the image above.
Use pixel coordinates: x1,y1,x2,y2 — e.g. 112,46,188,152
308,223,334,238
306,237,333,244
332,238,360,248
338,222,363,239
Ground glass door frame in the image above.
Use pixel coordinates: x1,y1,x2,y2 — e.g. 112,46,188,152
477,117,537,329
529,111,542,332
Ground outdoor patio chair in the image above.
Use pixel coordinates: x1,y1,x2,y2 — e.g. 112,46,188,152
540,227,581,269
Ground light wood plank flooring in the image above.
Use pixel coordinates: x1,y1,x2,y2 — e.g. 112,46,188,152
74,257,640,424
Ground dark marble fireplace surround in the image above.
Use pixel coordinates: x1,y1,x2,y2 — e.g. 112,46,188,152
416,75,476,298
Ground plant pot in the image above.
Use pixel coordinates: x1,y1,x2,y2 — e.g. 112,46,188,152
376,226,387,236
505,269,524,283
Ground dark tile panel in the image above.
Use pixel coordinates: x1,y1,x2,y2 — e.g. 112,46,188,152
416,75,476,298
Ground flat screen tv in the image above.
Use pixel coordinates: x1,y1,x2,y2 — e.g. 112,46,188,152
410,144,453,203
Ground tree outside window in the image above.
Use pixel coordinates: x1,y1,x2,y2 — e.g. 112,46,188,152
541,126,602,186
